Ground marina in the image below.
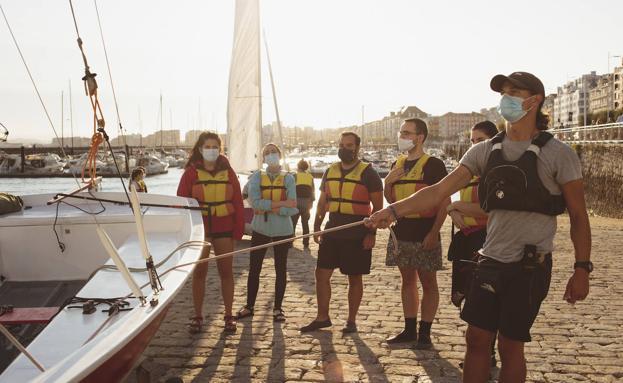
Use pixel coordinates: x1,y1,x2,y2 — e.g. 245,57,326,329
1,0,622,382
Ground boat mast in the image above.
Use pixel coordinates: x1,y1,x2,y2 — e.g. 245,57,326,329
159,93,163,151
69,79,74,154
263,30,285,152
61,90,64,151
256,3,262,168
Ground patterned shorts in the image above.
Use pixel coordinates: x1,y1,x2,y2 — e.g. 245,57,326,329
386,240,443,271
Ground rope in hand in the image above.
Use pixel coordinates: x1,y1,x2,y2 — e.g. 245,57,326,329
78,218,397,346
99,219,399,282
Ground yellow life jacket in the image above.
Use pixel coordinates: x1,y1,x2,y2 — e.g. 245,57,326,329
325,161,372,216
295,171,314,187
260,171,287,202
135,180,147,193
391,154,436,218
191,168,234,217
459,176,487,229
295,171,314,198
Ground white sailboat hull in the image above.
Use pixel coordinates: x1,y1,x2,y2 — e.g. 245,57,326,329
0,192,204,382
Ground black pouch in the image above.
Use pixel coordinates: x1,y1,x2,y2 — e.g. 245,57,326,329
472,258,505,295
521,244,546,270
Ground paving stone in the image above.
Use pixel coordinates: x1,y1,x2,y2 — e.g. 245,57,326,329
125,216,623,382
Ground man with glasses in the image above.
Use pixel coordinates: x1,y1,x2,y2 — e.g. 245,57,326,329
383,118,450,348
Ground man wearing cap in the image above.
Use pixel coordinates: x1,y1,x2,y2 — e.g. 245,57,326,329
365,72,592,382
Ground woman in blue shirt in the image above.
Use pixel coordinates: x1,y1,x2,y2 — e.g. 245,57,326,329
237,143,298,322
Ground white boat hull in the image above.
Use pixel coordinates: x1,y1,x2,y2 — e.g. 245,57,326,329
0,192,204,382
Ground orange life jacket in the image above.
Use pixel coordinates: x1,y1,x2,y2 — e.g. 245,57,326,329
325,161,372,216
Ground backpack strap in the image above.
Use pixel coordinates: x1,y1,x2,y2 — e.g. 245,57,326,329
531,131,553,148
526,131,553,156
490,131,506,151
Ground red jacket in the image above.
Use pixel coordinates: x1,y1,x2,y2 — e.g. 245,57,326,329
176,155,244,240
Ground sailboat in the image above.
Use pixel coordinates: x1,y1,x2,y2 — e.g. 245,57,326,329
0,3,203,382
226,0,286,234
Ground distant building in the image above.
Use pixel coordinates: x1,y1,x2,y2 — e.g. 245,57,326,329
142,129,181,147
613,59,623,112
185,130,204,145
553,72,599,129
51,136,92,147
588,75,612,117
425,116,441,138
439,112,486,139
479,107,503,125
110,134,143,146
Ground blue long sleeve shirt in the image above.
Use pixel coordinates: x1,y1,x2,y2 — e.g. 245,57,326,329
248,170,298,237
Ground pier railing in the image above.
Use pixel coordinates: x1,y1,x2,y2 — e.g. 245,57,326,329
551,122,623,144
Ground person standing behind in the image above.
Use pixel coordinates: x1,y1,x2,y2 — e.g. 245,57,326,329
447,121,498,308
383,118,450,348
177,132,245,334
236,143,298,322
300,131,383,333
130,166,147,192
446,120,498,368
291,159,315,250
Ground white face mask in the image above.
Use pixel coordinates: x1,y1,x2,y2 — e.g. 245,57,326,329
202,148,219,162
398,137,415,152
264,152,280,167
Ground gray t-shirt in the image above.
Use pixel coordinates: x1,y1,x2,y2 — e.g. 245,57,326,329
459,134,582,262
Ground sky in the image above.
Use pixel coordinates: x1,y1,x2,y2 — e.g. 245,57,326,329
1,0,622,142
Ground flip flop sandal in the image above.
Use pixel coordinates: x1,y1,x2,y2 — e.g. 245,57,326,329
236,306,254,319
188,316,203,334
224,315,237,333
273,308,286,322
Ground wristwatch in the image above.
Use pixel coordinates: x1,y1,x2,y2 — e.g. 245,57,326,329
573,261,593,273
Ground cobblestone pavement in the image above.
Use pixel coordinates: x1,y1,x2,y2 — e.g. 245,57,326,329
132,216,623,383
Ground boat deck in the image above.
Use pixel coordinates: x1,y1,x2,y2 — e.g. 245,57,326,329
0,280,86,374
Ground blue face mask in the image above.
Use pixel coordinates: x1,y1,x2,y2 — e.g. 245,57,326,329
498,94,528,123
264,152,280,166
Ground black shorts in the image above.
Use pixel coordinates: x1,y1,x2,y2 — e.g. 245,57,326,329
317,237,372,275
460,255,552,342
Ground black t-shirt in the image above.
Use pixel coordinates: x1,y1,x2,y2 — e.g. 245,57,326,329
319,161,383,239
390,156,448,242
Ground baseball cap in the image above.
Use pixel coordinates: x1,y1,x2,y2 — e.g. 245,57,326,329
490,72,545,96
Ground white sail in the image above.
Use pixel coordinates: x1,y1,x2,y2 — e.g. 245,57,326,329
227,0,262,173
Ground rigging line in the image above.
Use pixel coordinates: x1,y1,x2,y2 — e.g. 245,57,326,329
93,0,125,145
0,4,68,160
1,3,102,231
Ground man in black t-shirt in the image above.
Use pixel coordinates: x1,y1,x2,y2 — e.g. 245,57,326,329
383,118,449,347
300,131,383,333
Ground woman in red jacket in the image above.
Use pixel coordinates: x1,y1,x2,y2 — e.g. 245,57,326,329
177,131,244,334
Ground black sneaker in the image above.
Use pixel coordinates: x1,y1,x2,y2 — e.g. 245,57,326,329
300,319,332,332
386,331,417,344
341,321,357,333
414,334,433,350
